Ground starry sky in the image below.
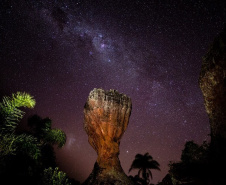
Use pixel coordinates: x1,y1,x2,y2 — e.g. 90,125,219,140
0,0,225,183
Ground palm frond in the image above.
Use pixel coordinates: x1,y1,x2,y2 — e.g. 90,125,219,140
137,169,142,177
0,92,36,133
129,158,142,172
135,153,143,159
148,169,153,179
147,160,160,170
11,92,36,108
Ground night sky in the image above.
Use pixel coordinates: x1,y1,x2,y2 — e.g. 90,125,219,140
0,0,225,183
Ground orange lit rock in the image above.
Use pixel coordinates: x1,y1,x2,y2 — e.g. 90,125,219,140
83,88,134,185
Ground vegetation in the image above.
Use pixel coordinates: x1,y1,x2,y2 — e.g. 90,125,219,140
0,92,36,133
166,141,210,185
0,92,75,185
42,167,72,185
129,153,160,185
4,92,223,185
0,92,38,158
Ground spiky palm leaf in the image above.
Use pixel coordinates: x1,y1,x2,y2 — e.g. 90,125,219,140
0,92,36,132
0,92,38,159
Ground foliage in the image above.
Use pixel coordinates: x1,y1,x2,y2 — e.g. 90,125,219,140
0,92,35,132
28,114,66,148
181,141,209,164
156,174,173,185
129,153,160,185
0,133,18,156
0,92,70,185
129,175,146,185
168,140,210,184
27,114,66,170
44,128,66,148
0,92,38,158
0,132,41,162
15,134,41,160
41,167,71,185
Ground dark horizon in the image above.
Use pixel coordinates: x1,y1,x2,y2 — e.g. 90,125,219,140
0,0,225,183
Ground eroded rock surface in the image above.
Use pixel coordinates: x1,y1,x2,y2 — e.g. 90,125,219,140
83,88,134,185
199,27,226,140
199,28,226,182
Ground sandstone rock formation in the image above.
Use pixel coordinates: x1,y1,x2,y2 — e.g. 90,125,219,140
199,27,226,182
83,88,134,185
199,27,226,141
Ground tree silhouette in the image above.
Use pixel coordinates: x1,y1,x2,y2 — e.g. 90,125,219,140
28,114,66,168
129,175,146,185
129,153,160,185
168,140,210,184
28,114,66,148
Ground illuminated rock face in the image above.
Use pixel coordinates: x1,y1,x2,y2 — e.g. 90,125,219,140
83,88,134,185
199,28,226,140
199,29,226,175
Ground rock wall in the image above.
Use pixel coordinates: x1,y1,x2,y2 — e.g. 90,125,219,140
199,27,226,140
199,27,226,183
83,88,134,185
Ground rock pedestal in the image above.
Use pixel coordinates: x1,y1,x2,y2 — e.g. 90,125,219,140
83,88,134,185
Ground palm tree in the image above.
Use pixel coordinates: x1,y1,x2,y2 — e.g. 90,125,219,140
0,92,37,157
0,92,67,184
0,92,35,133
0,92,41,185
129,153,160,185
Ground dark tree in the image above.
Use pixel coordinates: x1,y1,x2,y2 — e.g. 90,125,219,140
28,114,66,169
129,153,160,185
168,141,210,184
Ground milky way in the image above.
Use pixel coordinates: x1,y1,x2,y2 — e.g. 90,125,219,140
0,0,225,183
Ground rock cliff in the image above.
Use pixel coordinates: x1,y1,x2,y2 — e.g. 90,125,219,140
199,27,226,183
83,88,134,185
199,27,226,140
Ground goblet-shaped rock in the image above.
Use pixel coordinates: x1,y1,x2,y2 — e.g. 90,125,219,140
83,88,134,185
